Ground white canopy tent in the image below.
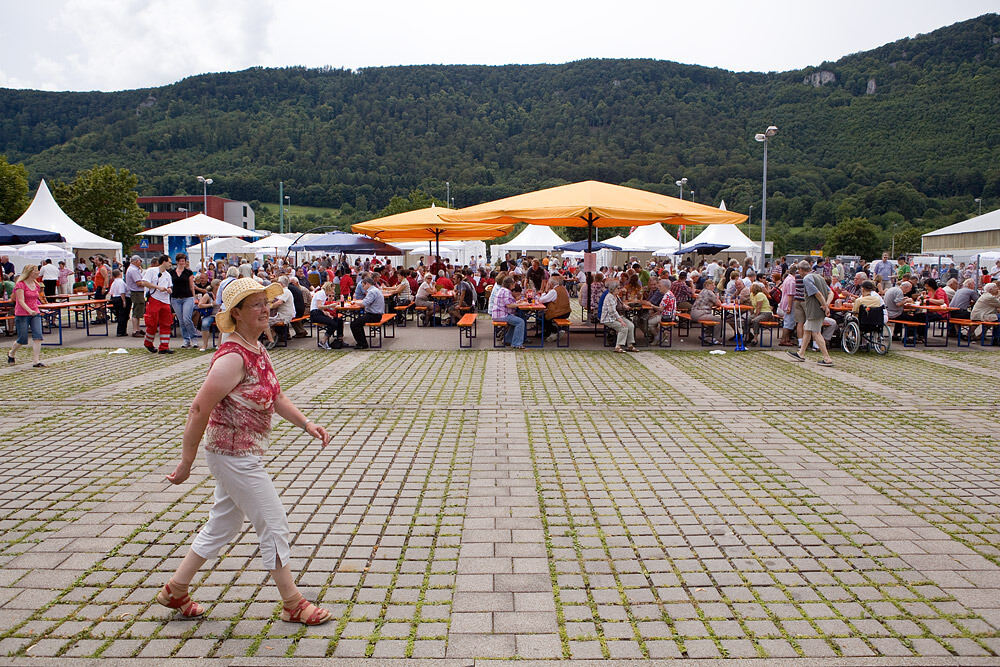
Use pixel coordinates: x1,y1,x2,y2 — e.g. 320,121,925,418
684,224,759,253
393,240,487,267
139,214,263,239
243,233,296,254
490,225,566,256
622,223,678,251
10,179,122,259
6,242,75,273
186,237,256,266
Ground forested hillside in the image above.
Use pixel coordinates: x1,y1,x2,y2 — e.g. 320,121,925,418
1,13,998,254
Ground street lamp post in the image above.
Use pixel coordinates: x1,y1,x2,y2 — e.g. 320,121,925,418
446,181,450,208
284,195,291,232
675,178,687,243
748,204,753,239
754,126,778,271
975,198,983,216
196,175,213,214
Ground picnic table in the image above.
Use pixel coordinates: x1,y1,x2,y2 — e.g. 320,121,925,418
622,300,658,346
38,298,111,345
513,301,546,348
899,304,957,347
716,303,752,347
426,290,455,326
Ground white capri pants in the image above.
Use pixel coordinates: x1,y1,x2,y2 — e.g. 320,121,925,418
191,452,291,571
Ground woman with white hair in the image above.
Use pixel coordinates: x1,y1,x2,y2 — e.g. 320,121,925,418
600,276,637,353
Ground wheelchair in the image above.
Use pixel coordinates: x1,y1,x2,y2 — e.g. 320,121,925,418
841,305,890,355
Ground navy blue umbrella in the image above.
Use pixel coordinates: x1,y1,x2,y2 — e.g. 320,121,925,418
0,223,65,244
289,231,404,255
555,240,623,252
674,242,731,255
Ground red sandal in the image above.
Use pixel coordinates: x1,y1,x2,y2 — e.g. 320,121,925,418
281,598,331,625
155,582,204,618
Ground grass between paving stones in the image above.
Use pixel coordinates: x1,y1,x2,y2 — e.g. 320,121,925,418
525,406,995,659
659,350,888,407
916,348,1000,373
762,410,1000,568
0,348,203,400
825,350,998,404
517,350,690,406
316,350,486,405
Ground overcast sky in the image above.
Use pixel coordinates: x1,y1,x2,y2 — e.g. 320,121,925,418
1,0,996,92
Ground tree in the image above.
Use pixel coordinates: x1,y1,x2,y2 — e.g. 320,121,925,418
376,189,446,217
824,217,883,259
0,155,30,223
51,165,146,244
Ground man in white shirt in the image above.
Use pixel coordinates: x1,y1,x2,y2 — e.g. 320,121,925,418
140,255,174,353
266,276,296,349
39,259,60,297
107,268,130,336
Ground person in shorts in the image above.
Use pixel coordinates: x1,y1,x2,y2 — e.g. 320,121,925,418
787,261,834,366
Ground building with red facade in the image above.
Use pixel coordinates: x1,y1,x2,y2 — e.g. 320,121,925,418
136,195,255,257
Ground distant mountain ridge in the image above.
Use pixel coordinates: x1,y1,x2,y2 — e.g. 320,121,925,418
1,13,998,252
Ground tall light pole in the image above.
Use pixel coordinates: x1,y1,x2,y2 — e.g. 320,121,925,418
748,204,753,238
279,181,284,234
446,181,450,208
196,175,213,215
284,195,291,232
975,198,983,216
675,178,688,244
754,126,778,270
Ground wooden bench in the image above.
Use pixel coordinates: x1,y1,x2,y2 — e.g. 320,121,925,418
457,313,477,348
394,301,415,327
756,320,780,348
492,320,507,347
291,315,312,338
553,318,571,348
364,312,396,348
696,319,720,346
676,311,692,338
887,319,918,347
415,305,432,327
270,319,291,347
949,318,999,347
658,319,677,348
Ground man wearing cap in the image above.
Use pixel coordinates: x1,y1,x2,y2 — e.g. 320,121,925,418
350,276,384,350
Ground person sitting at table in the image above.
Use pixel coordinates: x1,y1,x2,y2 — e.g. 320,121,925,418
349,276,384,350
690,280,723,346
600,276,637,353
949,279,978,320
623,273,643,303
414,272,437,325
644,278,676,341
446,270,477,325
844,271,867,299
587,272,606,324
490,277,525,349
670,272,693,312
971,282,1000,343
435,270,454,290
538,274,571,342
746,283,774,346
310,281,343,349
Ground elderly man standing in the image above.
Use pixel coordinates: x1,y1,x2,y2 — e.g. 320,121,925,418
124,255,147,337
788,261,833,366
350,276,384,350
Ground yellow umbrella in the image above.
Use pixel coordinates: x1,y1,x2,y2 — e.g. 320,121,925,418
440,180,747,252
352,205,514,257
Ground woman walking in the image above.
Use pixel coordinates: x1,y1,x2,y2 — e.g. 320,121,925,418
160,278,332,625
7,265,46,367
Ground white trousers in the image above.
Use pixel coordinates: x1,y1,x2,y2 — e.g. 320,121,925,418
191,452,290,571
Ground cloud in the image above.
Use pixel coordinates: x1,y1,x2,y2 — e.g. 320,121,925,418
13,0,277,91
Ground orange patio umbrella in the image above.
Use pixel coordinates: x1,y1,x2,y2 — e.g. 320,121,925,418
352,205,514,257
440,180,747,253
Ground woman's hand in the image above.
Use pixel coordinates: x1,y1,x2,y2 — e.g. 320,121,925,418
166,460,191,485
305,422,330,448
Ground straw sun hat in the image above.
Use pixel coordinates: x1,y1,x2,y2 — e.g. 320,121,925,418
216,278,283,333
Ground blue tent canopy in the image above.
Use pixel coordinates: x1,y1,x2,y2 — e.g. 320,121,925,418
554,240,623,252
289,231,404,255
0,223,65,245
674,242,731,255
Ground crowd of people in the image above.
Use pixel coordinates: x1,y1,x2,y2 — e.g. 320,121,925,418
6,249,1000,362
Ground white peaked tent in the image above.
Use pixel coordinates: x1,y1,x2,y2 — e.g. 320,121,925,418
139,214,263,239
11,179,122,258
622,223,678,251
492,225,566,253
186,237,256,266
685,223,759,253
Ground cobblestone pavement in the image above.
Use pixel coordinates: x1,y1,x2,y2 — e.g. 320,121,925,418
0,346,998,664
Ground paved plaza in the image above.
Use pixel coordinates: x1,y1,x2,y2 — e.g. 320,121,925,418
0,344,999,665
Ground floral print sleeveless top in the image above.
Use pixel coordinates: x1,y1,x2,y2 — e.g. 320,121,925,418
204,341,281,456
